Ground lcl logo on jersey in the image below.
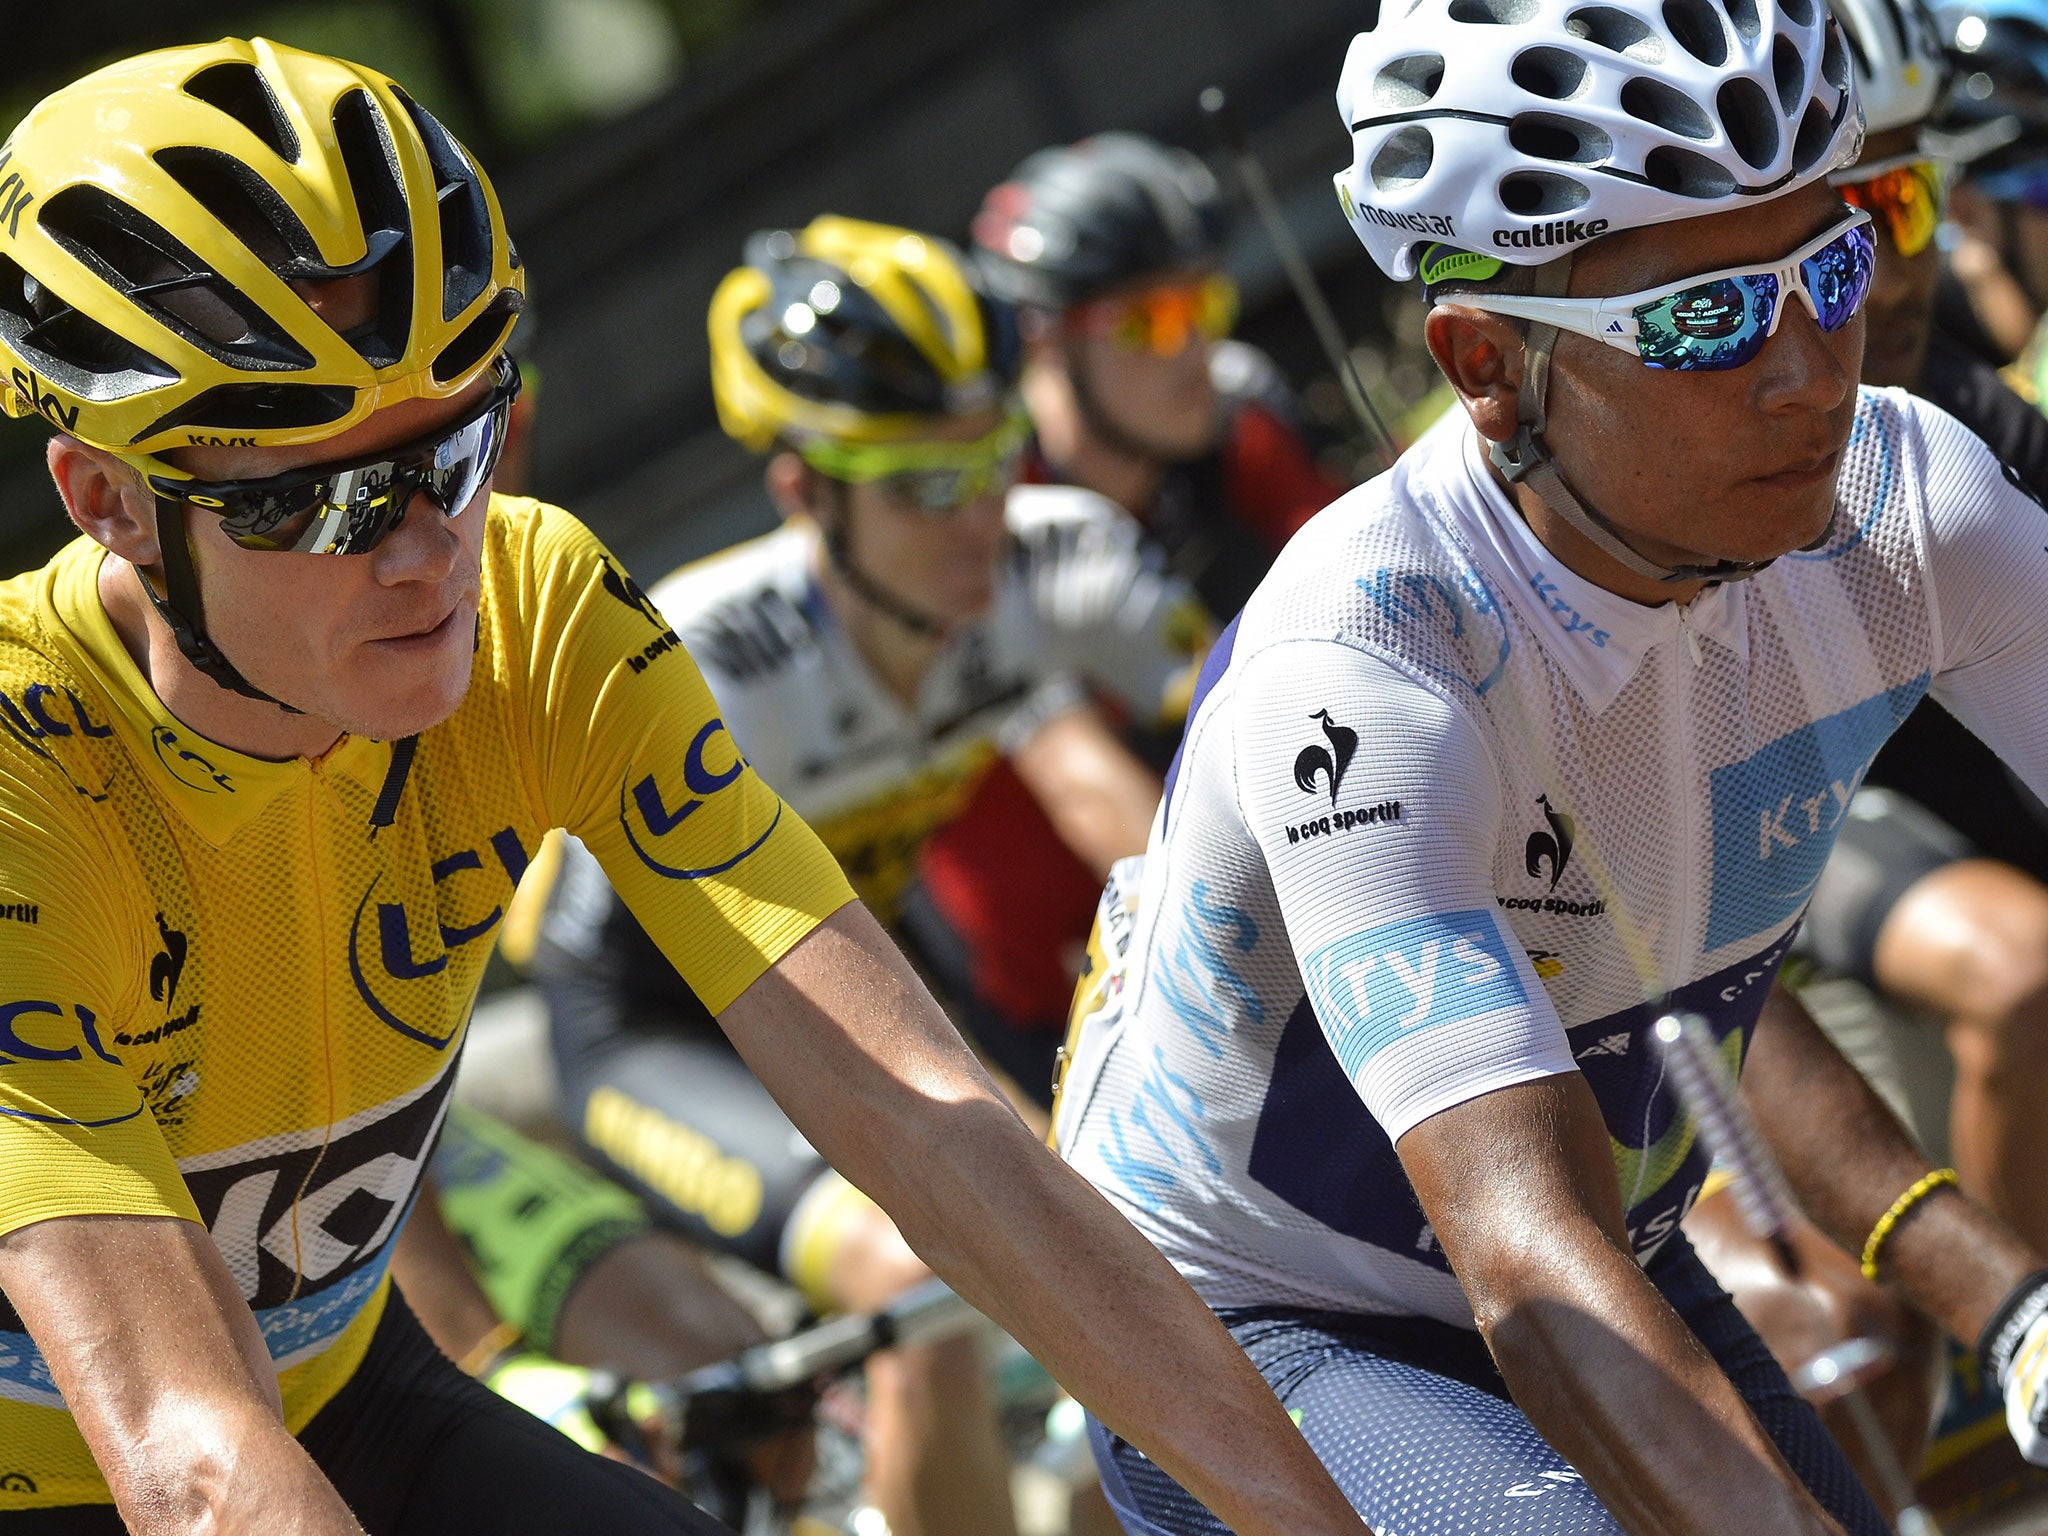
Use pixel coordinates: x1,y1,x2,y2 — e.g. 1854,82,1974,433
348,827,531,1049
151,725,235,794
619,717,780,880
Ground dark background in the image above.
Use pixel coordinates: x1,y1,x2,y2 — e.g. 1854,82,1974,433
0,0,1424,584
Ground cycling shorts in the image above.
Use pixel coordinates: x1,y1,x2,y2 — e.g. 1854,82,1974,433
0,1290,725,1536
1796,786,1975,989
1086,1234,1886,1536
553,1028,874,1309
429,1106,653,1355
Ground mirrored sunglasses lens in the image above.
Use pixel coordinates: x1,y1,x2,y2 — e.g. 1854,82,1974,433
1801,224,1876,332
1636,276,1774,370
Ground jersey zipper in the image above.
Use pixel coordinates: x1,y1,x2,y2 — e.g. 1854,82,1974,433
1668,629,1702,983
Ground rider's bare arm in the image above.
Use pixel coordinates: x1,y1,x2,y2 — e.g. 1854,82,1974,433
1399,1075,1847,1536
0,1213,365,1536
389,1180,508,1364
1743,980,2039,1342
718,900,1369,1536
1010,702,1161,880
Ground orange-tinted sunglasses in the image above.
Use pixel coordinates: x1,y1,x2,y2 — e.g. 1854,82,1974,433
1069,273,1240,356
1834,155,1946,259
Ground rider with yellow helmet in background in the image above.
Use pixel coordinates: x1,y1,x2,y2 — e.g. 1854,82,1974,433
515,212,1206,1536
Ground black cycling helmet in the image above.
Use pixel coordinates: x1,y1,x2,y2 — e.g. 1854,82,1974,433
1937,0,2048,161
971,133,1227,311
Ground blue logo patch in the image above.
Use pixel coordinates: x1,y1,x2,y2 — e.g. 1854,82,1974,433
1303,908,1528,1076
1704,679,1926,949
619,717,780,880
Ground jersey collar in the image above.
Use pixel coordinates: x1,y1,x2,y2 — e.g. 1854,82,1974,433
45,540,395,846
1433,423,1750,713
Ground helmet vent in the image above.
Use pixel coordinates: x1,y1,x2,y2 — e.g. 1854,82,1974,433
1565,6,1666,61
1643,143,1740,196
1661,0,1730,64
330,90,414,370
1449,0,1541,25
181,62,300,164
1718,0,1761,42
392,89,494,322
1792,98,1839,171
1509,112,1614,163
37,184,313,370
0,256,175,400
1376,54,1447,108
1371,126,1436,190
154,148,323,274
1511,47,1592,99
1621,76,1715,138
1772,34,1806,113
1717,78,1781,168
431,287,520,384
138,381,354,441
1500,169,1593,213
1778,0,1817,27
1818,21,1851,93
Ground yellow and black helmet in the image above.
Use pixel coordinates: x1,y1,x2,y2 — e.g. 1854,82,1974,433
708,214,1019,451
0,36,523,453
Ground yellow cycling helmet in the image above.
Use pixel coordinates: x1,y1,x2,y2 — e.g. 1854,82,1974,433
0,36,523,453
708,214,1018,450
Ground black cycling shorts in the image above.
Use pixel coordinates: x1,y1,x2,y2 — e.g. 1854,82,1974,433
555,1030,832,1277
0,1290,726,1535
1797,785,1975,988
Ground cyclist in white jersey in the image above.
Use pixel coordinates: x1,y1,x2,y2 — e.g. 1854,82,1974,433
1054,3,2048,1533
530,215,1203,1536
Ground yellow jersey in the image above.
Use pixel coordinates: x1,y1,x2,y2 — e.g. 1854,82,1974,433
0,496,854,1507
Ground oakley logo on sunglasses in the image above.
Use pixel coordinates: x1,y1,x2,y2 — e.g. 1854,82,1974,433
1494,217,1610,251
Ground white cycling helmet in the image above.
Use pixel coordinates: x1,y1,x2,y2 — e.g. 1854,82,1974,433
1832,0,1948,132
1335,0,1865,279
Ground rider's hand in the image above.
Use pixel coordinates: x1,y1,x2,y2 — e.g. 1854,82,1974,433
483,1351,612,1455
1981,1271,2048,1464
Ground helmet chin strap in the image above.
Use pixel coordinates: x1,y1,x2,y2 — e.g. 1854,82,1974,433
136,505,302,712
819,479,947,640
1485,254,1818,587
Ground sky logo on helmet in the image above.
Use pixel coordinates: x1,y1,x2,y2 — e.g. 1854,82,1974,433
9,369,76,433
1494,217,1610,250
0,148,33,241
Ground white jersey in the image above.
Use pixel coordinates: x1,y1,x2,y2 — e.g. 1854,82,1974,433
581,483,1204,922
1055,389,2048,1326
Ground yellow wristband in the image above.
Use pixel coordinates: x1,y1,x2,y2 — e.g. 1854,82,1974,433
455,1318,525,1378
1860,1168,1959,1282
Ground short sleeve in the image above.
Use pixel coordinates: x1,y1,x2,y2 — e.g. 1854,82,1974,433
1232,639,1576,1142
0,760,194,1238
504,503,856,1014
1913,399,2048,807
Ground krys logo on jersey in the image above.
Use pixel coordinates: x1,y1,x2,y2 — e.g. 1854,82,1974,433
1284,709,1402,846
1704,678,1926,949
349,826,532,1050
620,716,779,881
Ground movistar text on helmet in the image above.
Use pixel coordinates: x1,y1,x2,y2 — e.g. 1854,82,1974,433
1351,205,1458,237
1495,218,1611,250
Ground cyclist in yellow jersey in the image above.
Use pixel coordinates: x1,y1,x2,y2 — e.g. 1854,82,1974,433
0,37,1370,1536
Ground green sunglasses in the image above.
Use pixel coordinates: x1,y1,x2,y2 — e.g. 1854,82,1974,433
799,410,1030,514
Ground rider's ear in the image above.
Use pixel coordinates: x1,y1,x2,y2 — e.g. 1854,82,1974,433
50,437,162,566
764,451,827,525
1425,304,1526,447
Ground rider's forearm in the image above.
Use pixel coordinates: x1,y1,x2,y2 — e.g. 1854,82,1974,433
1010,703,1161,881
1472,1215,1842,1536
722,904,1366,1535
1745,981,2038,1341
101,1399,365,1536
389,1178,507,1364
901,1098,1367,1536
